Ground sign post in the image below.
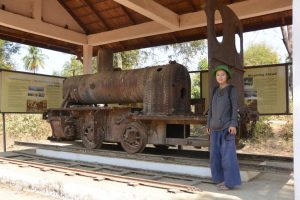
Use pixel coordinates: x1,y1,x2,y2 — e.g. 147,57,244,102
2,113,6,152
0,69,64,152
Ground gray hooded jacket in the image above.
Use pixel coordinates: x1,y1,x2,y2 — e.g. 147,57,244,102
207,85,238,131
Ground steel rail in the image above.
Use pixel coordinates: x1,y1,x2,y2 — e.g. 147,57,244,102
0,156,201,194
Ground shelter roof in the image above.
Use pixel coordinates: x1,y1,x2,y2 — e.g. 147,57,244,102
0,0,292,56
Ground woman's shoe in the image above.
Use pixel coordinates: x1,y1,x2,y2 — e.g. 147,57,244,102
217,185,230,191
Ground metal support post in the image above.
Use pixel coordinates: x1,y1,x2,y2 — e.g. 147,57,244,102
2,113,6,152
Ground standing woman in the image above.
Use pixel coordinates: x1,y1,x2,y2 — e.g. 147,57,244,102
207,65,241,190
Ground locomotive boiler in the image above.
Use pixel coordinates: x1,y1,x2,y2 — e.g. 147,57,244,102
45,61,208,153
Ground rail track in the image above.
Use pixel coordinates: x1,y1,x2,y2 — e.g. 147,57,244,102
0,151,203,194
14,141,293,174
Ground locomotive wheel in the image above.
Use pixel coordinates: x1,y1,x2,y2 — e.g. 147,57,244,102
120,122,147,154
82,121,104,149
64,125,76,140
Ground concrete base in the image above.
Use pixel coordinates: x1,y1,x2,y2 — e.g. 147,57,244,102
36,148,260,182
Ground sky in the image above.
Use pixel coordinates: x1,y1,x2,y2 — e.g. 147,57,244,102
11,27,288,75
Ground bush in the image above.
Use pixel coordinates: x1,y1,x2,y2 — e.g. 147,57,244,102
280,118,293,142
247,119,274,143
0,114,51,141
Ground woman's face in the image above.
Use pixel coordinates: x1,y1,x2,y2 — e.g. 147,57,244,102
216,70,228,85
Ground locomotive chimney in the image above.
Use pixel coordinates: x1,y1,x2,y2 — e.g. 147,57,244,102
97,47,113,73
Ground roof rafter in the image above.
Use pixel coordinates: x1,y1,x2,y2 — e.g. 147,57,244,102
84,0,110,31
89,0,292,46
113,0,179,29
119,5,152,47
57,0,89,34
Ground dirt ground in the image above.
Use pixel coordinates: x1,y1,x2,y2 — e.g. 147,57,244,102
237,120,293,157
0,183,60,200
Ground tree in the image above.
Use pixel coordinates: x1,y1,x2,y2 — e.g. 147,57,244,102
281,25,292,61
62,56,84,76
113,50,140,70
244,43,280,66
191,58,208,99
198,57,208,70
22,46,48,73
61,56,97,77
0,40,20,70
161,40,207,68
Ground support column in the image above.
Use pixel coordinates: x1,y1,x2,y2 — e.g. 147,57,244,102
83,45,93,74
2,113,6,152
294,0,300,199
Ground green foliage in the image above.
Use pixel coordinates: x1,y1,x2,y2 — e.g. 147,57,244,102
0,40,20,70
247,119,274,143
198,58,208,70
191,74,200,99
0,114,51,140
113,50,139,70
62,56,84,76
161,40,207,67
191,58,208,99
22,46,48,73
244,43,280,66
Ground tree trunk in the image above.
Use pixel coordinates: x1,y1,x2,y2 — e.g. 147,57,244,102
281,26,293,61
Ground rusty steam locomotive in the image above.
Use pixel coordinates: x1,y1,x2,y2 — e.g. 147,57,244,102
44,0,259,154
45,61,208,153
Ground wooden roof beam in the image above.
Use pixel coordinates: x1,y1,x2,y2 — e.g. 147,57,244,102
113,0,179,29
0,9,87,45
89,0,292,46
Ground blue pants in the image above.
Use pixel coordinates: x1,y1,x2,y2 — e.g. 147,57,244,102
210,128,241,188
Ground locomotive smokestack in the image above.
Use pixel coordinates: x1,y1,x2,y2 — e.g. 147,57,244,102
97,47,113,73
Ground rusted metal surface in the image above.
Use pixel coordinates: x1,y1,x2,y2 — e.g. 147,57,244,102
120,121,148,154
97,47,113,73
205,0,245,108
130,114,207,125
62,62,190,115
46,105,208,153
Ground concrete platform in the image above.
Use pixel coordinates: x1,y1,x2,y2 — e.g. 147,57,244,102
36,148,260,182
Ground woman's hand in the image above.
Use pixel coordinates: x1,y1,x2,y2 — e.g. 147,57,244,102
228,126,237,135
207,128,211,134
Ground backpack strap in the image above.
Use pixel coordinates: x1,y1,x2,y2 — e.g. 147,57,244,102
227,85,234,117
212,86,218,98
